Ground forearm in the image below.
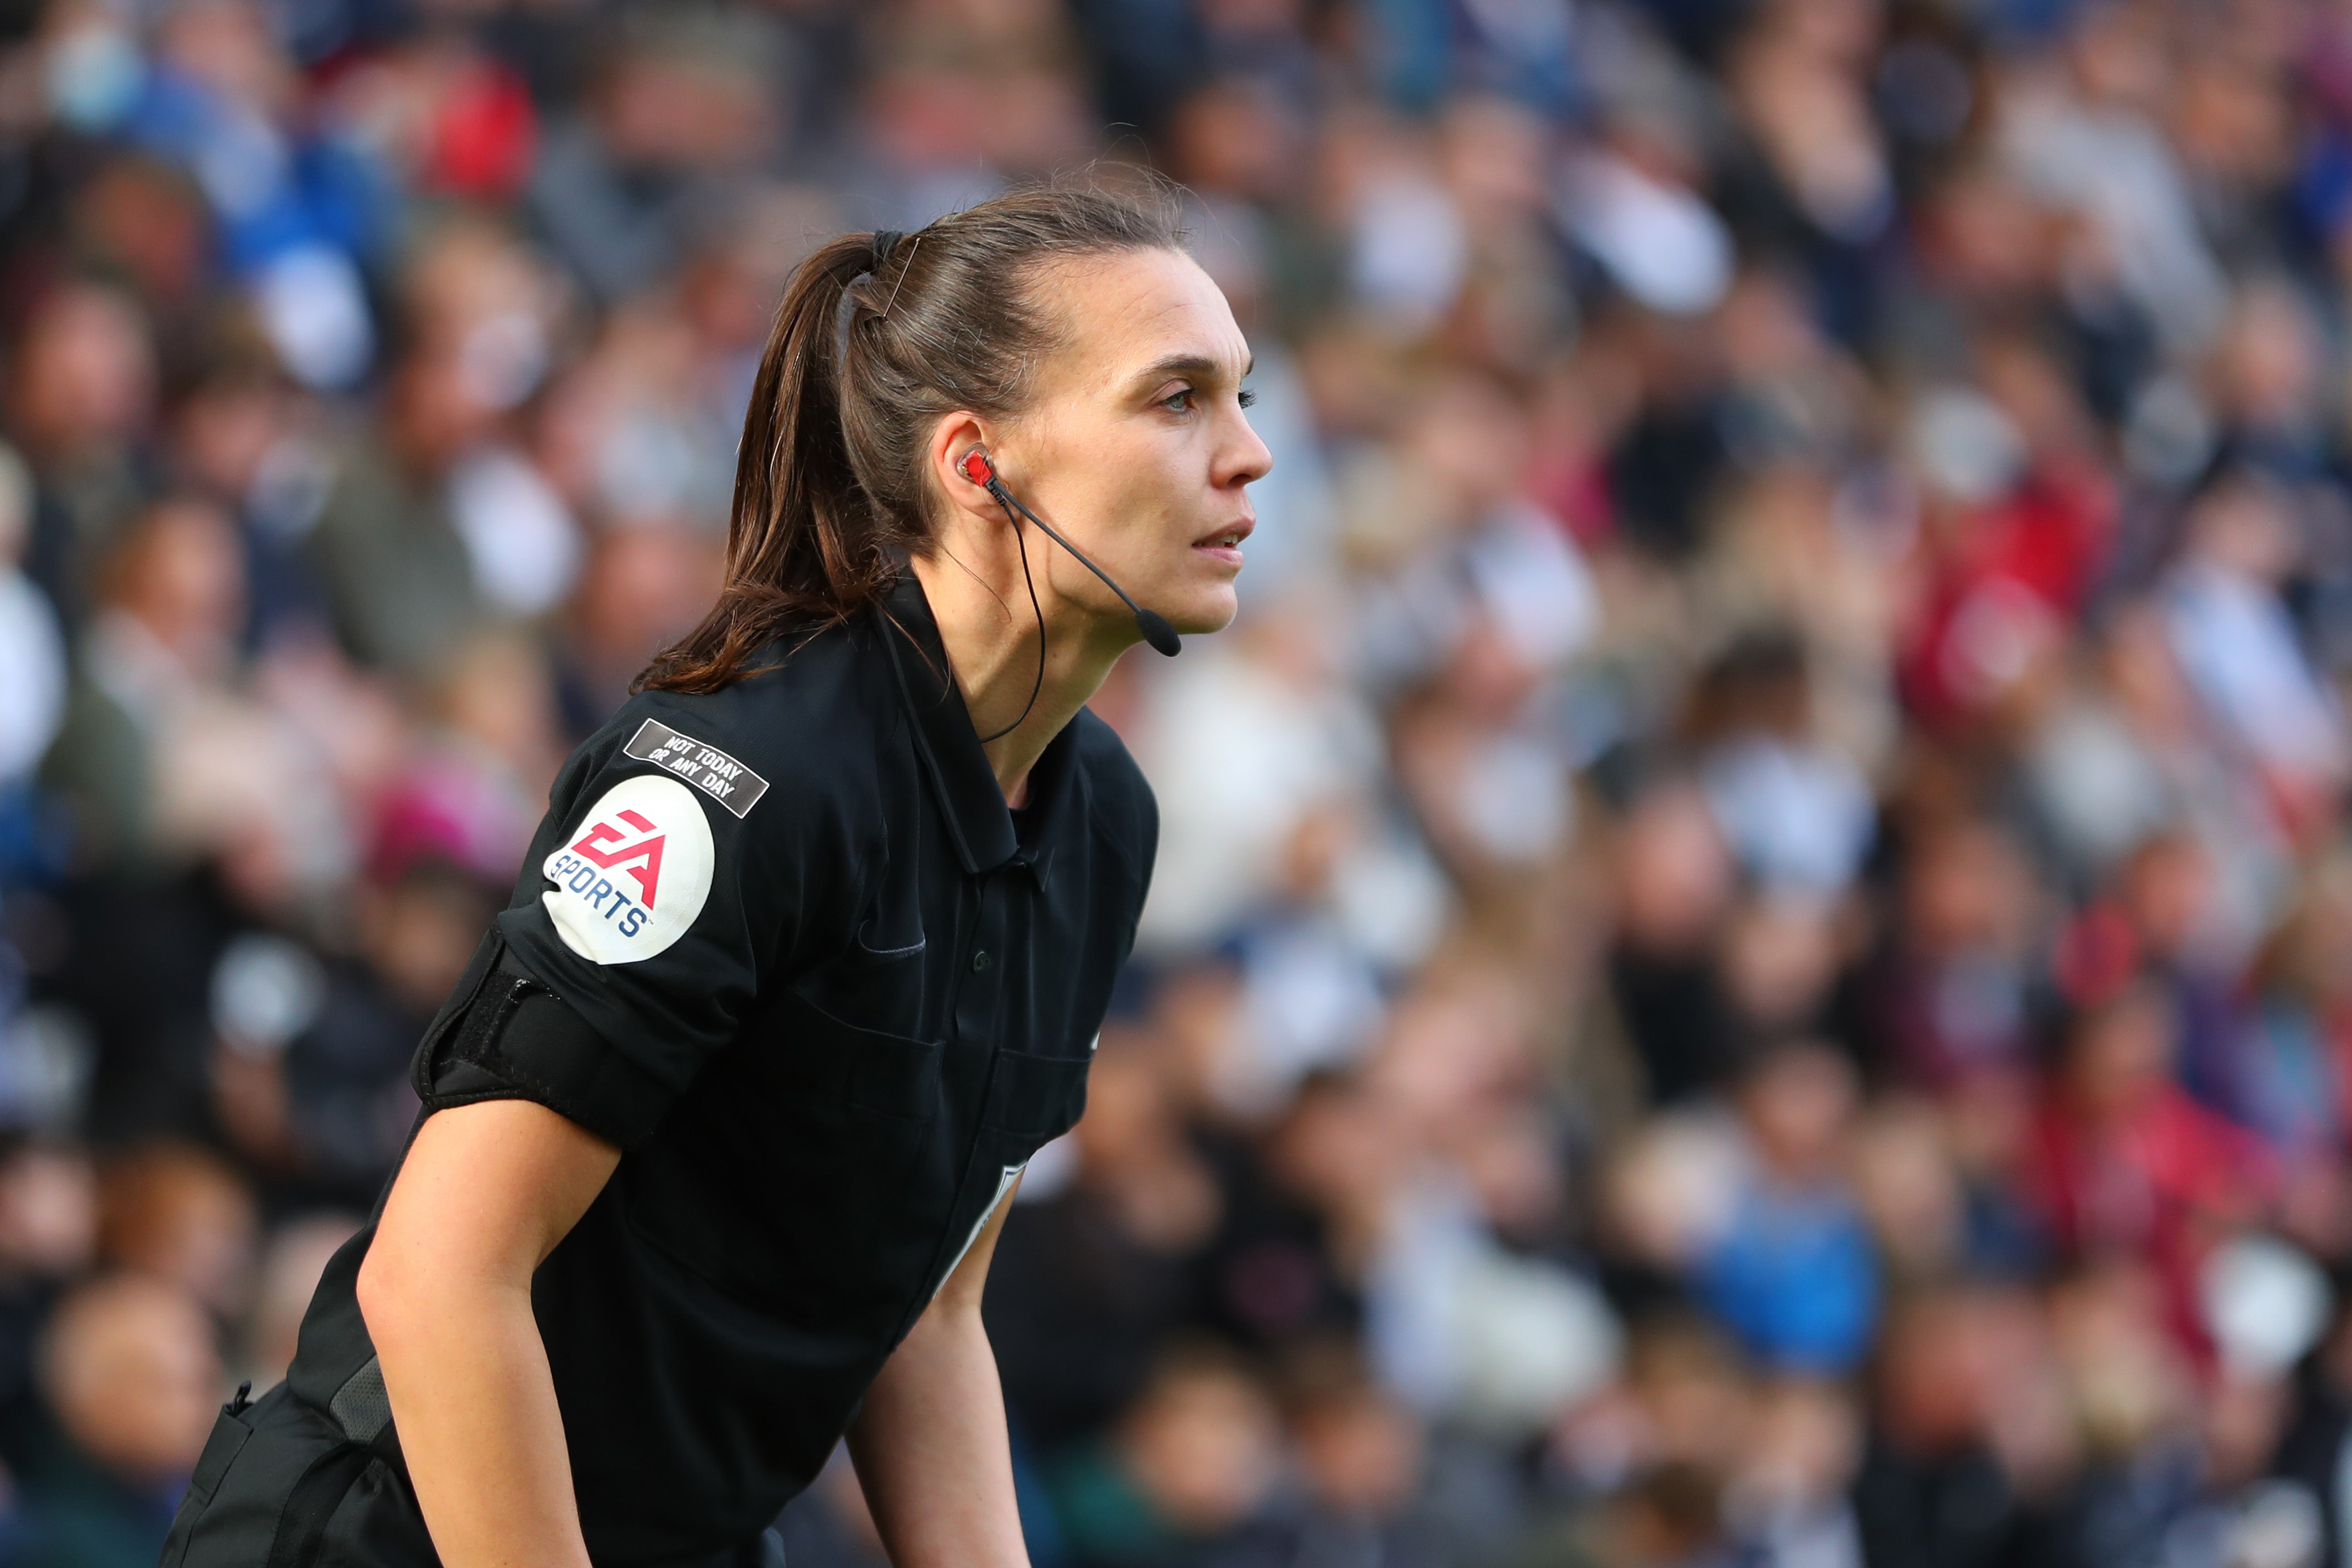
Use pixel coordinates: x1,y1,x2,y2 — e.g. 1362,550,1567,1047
363,1271,594,1568
847,1303,1029,1568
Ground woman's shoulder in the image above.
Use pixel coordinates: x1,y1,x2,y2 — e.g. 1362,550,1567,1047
586,619,899,826
1069,706,1157,868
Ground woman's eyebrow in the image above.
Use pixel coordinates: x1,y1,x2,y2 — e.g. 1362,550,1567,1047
1127,350,1255,392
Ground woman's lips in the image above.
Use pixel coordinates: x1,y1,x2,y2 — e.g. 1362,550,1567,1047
1191,521,1252,567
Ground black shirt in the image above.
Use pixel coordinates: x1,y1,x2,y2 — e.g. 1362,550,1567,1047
280,574,1157,1564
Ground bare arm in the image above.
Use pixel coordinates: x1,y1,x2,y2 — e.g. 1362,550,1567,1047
356,1099,621,1568
848,1179,1029,1568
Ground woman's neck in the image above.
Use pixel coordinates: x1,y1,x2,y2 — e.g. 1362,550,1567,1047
907,550,1131,806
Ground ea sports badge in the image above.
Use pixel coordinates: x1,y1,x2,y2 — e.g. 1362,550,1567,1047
541,774,715,963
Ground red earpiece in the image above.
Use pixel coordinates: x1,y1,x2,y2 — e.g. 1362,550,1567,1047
958,448,995,486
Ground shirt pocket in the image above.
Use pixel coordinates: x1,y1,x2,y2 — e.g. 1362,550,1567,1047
796,919,928,1041
620,985,947,1325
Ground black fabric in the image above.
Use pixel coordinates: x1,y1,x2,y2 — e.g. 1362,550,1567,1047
413,940,672,1150
266,572,1155,1567
172,1384,791,1568
263,1443,376,1568
170,1385,438,1568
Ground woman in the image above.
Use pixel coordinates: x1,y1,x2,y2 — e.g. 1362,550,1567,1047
167,181,1270,1568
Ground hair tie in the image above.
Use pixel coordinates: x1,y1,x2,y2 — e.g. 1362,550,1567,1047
876,229,921,319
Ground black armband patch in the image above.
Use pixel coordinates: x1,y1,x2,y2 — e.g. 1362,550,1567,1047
413,944,674,1150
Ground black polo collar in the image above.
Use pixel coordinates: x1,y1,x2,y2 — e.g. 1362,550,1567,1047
877,571,1079,879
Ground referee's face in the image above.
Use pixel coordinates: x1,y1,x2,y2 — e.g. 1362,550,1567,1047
1006,248,1272,642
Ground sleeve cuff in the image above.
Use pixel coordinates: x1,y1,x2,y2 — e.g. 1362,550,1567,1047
413,942,675,1150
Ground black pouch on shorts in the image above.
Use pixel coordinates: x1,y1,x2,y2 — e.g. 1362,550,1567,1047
167,1382,438,1568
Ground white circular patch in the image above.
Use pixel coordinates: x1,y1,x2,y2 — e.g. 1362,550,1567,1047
539,774,715,964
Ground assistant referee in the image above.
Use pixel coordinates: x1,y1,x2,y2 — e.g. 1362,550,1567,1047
164,180,1270,1568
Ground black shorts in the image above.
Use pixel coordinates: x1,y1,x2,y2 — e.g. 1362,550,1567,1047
163,1381,787,1568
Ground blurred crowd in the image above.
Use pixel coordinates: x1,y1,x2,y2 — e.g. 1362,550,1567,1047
0,0,2349,1565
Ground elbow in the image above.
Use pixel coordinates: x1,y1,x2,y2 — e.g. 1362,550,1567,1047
356,1228,532,1361
355,1235,451,1358
353,1238,407,1349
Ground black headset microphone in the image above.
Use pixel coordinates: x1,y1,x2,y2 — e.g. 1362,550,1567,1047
952,446,1178,745
957,448,1182,657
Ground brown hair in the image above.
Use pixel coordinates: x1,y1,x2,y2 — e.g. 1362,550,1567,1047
636,179,1186,694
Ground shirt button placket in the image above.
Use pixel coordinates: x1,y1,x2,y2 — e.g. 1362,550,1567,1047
953,877,1003,1042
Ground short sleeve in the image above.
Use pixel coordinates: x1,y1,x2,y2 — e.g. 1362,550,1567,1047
490,693,865,1109
412,937,674,1149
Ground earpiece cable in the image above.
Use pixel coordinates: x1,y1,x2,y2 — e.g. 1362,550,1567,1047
974,490,1047,744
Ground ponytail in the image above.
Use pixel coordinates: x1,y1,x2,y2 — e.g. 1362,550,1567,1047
635,233,900,693
636,177,1186,695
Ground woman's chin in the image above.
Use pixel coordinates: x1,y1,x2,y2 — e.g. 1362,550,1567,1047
1165,583,1241,637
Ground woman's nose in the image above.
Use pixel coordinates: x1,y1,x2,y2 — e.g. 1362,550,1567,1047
1221,412,1273,487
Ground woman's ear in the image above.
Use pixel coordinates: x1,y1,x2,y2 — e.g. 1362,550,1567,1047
928,411,1004,534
